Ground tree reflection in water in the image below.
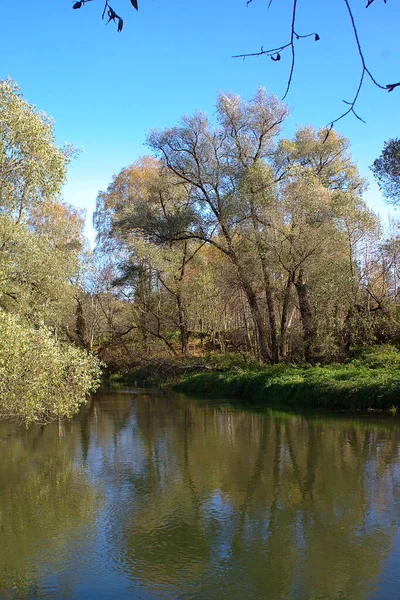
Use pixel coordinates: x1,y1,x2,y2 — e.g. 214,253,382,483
1,390,400,599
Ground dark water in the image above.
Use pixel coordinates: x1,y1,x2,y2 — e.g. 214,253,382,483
1,390,400,599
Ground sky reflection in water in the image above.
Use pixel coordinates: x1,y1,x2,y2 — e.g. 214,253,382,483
1,389,400,599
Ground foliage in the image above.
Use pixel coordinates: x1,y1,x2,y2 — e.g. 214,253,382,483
0,79,101,425
0,78,75,226
371,138,400,205
175,345,400,411
0,214,80,328
92,90,400,371
0,311,101,426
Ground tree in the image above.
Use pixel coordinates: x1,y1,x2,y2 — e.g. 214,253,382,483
147,89,289,363
0,78,74,229
94,158,205,356
93,90,386,365
146,91,381,362
0,79,100,424
268,127,377,361
371,138,400,205
0,311,100,425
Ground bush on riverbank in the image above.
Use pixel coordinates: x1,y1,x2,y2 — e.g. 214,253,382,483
173,345,400,410
108,351,266,388
0,312,101,425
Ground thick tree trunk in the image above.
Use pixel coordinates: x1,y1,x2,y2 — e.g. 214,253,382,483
279,273,294,360
177,291,189,354
235,260,270,363
263,266,279,364
176,241,190,355
221,227,270,363
75,297,87,348
294,269,317,363
249,203,279,363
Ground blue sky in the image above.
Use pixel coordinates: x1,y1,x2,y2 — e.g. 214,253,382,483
2,0,400,242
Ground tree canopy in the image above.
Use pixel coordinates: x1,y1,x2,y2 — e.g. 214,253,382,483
92,89,394,367
0,79,100,425
371,138,400,206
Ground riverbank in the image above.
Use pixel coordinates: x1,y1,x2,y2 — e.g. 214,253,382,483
111,345,400,411
175,347,400,411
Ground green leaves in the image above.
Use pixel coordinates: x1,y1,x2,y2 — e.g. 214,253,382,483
0,78,70,225
371,137,400,204
0,311,101,426
0,80,101,426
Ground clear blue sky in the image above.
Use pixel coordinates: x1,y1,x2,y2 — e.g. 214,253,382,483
2,0,400,242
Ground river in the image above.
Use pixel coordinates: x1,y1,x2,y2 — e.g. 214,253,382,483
1,388,400,599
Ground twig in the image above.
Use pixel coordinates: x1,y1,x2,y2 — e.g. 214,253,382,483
284,0,297,99
72,0,129,32
233,0,319,100
235,0,399,130
366,0,386,7
326,0,386,129
323,0,400,138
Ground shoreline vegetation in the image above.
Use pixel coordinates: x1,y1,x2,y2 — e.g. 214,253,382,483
4,81,400,424
92,89,400,418
109,345,400,412
0,79,101,426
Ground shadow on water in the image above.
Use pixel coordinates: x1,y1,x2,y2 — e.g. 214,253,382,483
1,388,400,598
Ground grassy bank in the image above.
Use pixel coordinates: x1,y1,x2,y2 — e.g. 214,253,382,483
173,346,400,411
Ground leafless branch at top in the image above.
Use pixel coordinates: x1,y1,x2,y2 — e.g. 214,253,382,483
234,0,320,100
234,0,399,130
326,0,394,131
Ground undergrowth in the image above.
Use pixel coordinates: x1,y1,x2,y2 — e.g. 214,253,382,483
174,345,400,411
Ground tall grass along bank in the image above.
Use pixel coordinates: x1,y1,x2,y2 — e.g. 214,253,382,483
174,346,400,411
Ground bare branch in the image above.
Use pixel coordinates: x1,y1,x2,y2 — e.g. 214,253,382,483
325,0,390,132
73,0,127,32
233,0,319,100
235,0,398,129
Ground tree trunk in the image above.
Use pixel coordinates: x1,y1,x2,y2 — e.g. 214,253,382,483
263,266,279,363
279,273,293,360
294,269,317,363
249,203,279,363
223,229,270,362
175,241,190,354
75,297,87,347
235,260,270,363
177,291,189,354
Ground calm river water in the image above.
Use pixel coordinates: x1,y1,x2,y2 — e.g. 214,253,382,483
1,388,400,599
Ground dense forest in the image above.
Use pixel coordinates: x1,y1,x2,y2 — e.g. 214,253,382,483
2,80,400,422
89,89,400,371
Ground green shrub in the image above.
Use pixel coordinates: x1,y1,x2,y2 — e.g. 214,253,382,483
350,344,400,369
0,311,101,425
175,345,400,411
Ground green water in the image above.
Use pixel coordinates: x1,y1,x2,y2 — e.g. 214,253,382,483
1,389,400,599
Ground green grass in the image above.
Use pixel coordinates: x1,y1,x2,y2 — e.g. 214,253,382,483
174,345,400,411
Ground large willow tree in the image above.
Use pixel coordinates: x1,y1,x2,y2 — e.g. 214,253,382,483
93,89,388,365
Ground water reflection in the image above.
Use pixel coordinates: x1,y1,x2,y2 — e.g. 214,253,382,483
1,390,400,599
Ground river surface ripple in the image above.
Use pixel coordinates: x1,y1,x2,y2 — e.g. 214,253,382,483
1,388,400,599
